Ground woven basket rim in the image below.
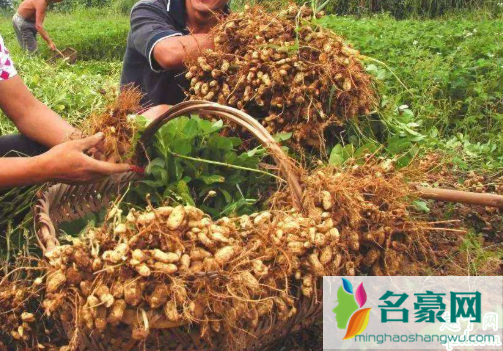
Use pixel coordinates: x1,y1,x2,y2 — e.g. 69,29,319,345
34,101,303,254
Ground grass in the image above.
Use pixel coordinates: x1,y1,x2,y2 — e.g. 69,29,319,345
0,9,125,134
2,8,129,59
320,15,503,170
322,0,503,19
230,0,503,18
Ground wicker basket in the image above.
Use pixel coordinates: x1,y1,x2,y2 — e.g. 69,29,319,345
34,101,322,351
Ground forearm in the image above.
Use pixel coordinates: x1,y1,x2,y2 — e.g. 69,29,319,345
153,34,213,70
0,76,77,147
14,99,77,147
0,156,48,188
36,26,52,45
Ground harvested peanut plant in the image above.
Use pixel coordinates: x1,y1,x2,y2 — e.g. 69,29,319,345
186,4,376,148
38,161,436,349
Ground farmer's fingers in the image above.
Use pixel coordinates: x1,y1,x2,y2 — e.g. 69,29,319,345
107,153,120,163
93,138,106,154
75,133,105,151
85,157,132,176
92,150,107,161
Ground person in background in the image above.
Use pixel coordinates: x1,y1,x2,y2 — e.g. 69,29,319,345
120,0,230,107
0,33,131,188
12,0,62,53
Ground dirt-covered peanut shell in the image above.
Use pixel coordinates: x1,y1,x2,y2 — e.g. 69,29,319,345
107,299,126,326
135,263,152,277
167,206,186,230
153,262,178,274
321,190,333,210
147,285,169,309
308,252,325,277
214,245,239,265
132,249,148,262
253,211,271,226
124,279,142,307
164,300,180,322
46,271,66,293
151,249,180,263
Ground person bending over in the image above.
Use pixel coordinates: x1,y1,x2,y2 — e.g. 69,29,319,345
13,0,62,53
0,33,131,188
121,0,230,107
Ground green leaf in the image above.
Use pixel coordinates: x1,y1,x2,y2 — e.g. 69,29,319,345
174,159,183,181
172,140,192,155
139,179,164,188
329,144,345,166
316,0,331,12
199,175,225,185
209,135,234,150
220,188,232,203
146,157,166,172
176,180,195,206
354,143,379,158
182,118,200,139
386,136,411,155
413,200,430,213
273,132,293,142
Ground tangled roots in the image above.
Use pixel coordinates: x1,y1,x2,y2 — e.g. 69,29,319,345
81,87,143,162
186,5,376,149
40,161,434,349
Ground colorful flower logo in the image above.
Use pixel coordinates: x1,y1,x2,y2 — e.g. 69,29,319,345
332,278,371,339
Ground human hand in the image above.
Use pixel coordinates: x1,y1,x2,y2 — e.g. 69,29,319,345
49,42,56,51
39,133,132,184
64,129,107,161
141,104,171,121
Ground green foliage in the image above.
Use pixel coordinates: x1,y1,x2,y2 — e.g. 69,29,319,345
127,116,273,218
458,232,503,275
321,15,503,170
0,0,12,10
0,56,121,134
42,9,129,60
231,0,502,18
0,9,129,61
0,11,125,132
322,0,502,19
112,0,139,15
48,0,113,12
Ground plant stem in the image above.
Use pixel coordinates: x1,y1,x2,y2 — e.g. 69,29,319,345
167,150,285,182
361,55,413,96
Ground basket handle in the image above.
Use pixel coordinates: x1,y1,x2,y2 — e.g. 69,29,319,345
133,100,304,211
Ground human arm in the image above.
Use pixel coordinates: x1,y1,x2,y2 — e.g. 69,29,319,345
0,75,76,147
0,133,131,189
141,104,171,121
129,3,212,72
34,1,55,50
152,34,213,70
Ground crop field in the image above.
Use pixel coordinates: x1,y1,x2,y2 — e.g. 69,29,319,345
0,2,502,350
1,9,502,168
